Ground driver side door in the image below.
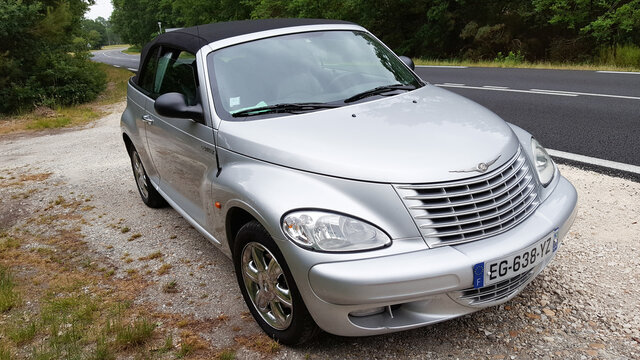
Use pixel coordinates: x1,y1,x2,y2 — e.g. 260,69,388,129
143,46,218,231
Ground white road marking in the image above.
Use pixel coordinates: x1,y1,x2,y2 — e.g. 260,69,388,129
530,89,640,101
443,82,465,86
548,149,640,175
482,85,508,89
417,65,468,69
128,68,137,71
436,84,578,96
596,71,640,75
113,65,120,68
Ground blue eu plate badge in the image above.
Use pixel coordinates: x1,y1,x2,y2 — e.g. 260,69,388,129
473,262,484,289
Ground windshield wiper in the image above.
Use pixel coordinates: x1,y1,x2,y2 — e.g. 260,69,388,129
344,84,417,103
231,102,340,117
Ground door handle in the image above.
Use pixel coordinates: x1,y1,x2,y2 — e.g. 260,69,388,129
142,114,154,124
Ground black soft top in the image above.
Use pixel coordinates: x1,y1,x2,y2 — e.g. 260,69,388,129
138,18,354,73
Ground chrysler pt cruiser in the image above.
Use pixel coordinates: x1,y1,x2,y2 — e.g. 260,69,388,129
121,18,578,344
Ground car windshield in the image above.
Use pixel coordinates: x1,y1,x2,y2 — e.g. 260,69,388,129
207,30,422,120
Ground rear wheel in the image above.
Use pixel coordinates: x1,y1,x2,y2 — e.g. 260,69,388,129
130,149,166,208
233,220,319,345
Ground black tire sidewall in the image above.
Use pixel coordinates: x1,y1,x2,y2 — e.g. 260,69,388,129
233,220,318,345
129,149,165,208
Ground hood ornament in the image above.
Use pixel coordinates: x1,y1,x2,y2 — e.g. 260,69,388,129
450,155,501,174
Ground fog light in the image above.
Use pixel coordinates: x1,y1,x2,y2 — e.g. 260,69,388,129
349,307,385,317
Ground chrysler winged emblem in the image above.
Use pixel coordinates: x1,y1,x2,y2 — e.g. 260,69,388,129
450,155,501,174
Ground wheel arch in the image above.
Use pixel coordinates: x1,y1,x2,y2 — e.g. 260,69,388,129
225,206,259,256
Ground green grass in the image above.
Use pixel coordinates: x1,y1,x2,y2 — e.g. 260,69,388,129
123,46,141,55
414,57,640,72
0,266,19,312
6,321,37,345
218,349,236,360
100,44,131,50
113,318,156,349
0,346,11,360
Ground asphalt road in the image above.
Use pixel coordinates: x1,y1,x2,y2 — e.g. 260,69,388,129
416,66,640,167
91,48,140,71
91,48,640,167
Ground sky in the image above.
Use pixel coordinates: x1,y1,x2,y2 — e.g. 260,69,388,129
85,0,114,20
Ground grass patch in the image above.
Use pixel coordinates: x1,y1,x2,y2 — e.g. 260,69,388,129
100,44,131,50
414,58,640,72
163,279,179,293
0,63,131,135
0,266,19,312
158,263,172,275
123,46,141,55
217,349,236,360
139,251,163,261
113,318,156,349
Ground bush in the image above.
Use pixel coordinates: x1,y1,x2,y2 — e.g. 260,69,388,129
597,44,640,68
0,53,106,114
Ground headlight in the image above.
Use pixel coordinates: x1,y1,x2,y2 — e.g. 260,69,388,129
531,138,555,186
282,211,391,252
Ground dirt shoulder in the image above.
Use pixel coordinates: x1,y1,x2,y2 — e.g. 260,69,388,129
0,104,638,359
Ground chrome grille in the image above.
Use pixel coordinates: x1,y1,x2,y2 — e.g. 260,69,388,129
395,148,539,247
452,266,538,307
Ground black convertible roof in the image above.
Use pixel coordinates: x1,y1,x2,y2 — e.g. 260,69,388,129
139,18,354,67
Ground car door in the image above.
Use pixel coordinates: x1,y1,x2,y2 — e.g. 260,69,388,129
142,46,218,230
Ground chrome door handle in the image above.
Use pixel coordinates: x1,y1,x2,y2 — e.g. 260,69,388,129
142,114,154,124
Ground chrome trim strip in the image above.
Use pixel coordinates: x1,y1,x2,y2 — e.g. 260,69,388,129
397,147,522,189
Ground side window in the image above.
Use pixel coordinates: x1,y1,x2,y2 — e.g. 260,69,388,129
153,48,199,105
138,47,160,93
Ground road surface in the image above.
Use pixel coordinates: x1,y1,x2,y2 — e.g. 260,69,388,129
91,48,640,171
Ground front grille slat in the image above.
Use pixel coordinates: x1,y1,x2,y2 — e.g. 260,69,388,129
408,170,532,210
403,158,527,200
420,189,537,229
395,148,540,247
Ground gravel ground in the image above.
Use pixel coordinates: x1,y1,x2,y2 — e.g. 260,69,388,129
1,102,639,359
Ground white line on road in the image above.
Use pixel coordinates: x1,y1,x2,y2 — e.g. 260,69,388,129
128,68,137,71
443,83,465,86
482,85,509,89
436,84,578,97
530,89,640,101
596,71,640,75
417,65,468,69
548,149,640,175
113,65,120,68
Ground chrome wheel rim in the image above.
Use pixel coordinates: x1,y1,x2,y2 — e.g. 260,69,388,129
241,242,293,330
132,152,149,199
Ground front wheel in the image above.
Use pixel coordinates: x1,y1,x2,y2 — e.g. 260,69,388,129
233,220,319,345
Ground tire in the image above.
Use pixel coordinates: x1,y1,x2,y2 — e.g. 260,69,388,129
233,220,319,345
129,149,166,208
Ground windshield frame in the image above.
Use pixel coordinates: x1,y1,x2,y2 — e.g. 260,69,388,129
204,27,423,122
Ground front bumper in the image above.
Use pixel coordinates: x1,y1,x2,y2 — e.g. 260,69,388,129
302,176,577,336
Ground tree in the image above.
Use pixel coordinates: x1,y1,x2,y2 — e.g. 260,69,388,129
0,0,106,113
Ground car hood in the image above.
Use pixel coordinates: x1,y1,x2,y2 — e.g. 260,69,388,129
217,85,520,183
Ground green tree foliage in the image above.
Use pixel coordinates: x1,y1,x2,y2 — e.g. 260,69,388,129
0,0,106,114
109,0,640,62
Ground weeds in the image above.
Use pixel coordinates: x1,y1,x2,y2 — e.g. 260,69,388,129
163,280,179,293
0,266,19,312
113,318,156,349
139,251,163,261
158,263,172,275
6,321,37,345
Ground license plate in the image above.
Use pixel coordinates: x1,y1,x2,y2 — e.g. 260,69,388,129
472,228,559,289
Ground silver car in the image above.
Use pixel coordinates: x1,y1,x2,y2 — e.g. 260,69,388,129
121,18,578,345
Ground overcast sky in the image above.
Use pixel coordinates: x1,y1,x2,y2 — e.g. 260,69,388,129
86,0,113,20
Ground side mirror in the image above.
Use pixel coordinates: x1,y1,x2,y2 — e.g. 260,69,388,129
399,56,415,71
154,92,204,123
